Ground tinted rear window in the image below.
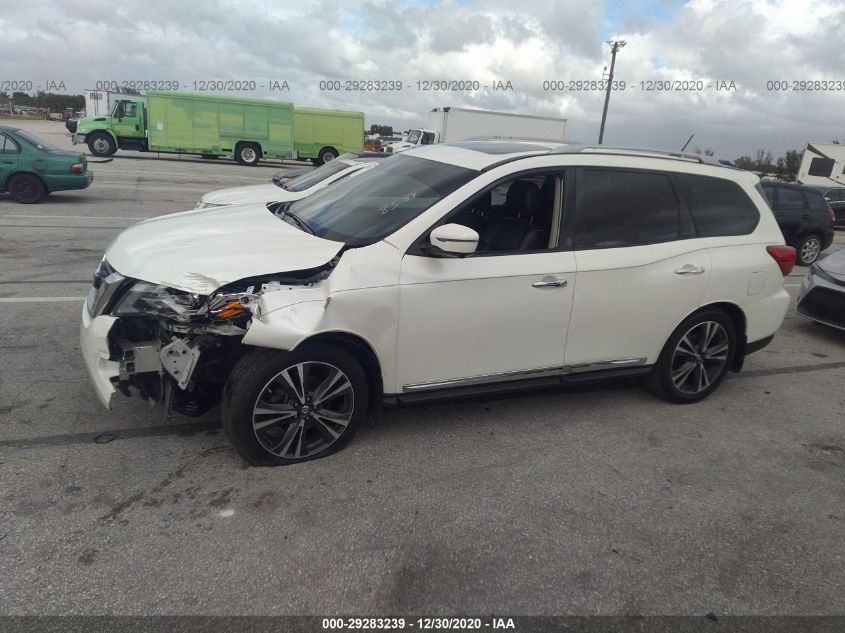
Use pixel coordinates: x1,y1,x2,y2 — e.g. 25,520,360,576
578,170,680,248
676,174,759,236
804,189,828,210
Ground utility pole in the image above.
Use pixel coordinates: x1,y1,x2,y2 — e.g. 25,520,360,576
598,39,626,145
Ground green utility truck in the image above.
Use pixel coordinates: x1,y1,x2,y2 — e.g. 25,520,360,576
73,91,364,166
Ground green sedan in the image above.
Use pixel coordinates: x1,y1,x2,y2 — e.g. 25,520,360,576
0,126,93,203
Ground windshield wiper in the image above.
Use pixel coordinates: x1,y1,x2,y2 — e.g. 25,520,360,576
275,204,314,234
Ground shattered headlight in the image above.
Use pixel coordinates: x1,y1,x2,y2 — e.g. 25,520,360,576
112,281,206,321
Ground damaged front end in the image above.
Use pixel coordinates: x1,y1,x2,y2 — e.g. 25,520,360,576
80,256,337,417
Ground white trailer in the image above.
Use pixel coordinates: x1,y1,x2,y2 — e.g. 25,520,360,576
797,142,845,186
383,106,567,153
83,89,123,117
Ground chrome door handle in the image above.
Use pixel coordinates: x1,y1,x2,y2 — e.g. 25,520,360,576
532,279,567,288
674,265,705,275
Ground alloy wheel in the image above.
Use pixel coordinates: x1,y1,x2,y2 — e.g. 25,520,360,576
801,237,821,264
14,179,36,200
252,361,354,459
670,321,730,395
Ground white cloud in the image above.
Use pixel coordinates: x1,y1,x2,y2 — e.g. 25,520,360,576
2,0,844,157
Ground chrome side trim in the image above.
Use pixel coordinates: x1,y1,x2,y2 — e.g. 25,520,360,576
403,366,564,393
566,358,647,374
402,358,648,392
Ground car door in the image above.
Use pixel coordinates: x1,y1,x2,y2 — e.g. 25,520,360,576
0,133,20,187
565,167,711,370
395,172,575,392
112,100,142,139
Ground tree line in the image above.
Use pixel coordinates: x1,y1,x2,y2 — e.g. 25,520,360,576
0,91,85,112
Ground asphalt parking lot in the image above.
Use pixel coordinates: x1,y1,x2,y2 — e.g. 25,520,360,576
1,120,844,616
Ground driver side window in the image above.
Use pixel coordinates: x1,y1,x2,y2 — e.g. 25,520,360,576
446,173,563,254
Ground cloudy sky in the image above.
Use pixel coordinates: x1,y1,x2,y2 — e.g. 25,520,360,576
2,0,844,159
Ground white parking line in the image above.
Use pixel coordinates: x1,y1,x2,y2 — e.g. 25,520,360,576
0,297,85,303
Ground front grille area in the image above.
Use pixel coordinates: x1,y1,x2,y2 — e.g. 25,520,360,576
798,287,845,328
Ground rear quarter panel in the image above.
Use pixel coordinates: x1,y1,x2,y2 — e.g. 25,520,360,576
701,177,790,344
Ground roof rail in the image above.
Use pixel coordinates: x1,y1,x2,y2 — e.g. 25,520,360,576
549,144,724,166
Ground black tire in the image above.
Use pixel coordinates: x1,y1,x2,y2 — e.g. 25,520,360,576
646,308,736,404
315,146,338,166
235,142,261,166
8,173,47,204
87,132,116,157
796,234,822,266
222,344,368,466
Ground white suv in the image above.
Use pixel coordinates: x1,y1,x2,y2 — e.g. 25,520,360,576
80,141,795,466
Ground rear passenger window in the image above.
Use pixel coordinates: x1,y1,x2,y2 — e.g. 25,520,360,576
676,174,759,236
804,190,828,210
578,170,680,249
778,188,805,210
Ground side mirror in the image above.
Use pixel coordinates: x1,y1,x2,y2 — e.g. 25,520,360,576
429,223,479,256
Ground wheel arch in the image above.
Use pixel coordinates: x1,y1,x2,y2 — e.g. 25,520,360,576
4,170,48,193
684,301,748,372
235,140,263,156
294,330,384,415
86,128,118,144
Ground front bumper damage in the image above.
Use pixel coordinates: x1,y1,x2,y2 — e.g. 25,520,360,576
79,306,119,407
80,258,339,416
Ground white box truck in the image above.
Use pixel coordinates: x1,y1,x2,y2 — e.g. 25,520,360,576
797,142,845,186
383,106,567,153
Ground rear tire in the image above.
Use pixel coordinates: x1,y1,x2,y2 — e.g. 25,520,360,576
8,173,47,203
87,132,116,157
315,146,338,166
235,143,261,166
796,234,822,266
646,308,736,404
222,344,368,466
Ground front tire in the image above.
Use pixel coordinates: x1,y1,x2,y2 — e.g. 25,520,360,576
8,173,47,203
646,308,736,403
87,132,116,157
796,234,822,266
222,344,368,466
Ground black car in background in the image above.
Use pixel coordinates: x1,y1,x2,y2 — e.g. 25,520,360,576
760,182,835,265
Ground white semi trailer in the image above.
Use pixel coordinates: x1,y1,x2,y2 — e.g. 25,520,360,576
383,107,567,153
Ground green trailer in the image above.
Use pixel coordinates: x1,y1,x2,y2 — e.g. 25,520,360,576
294,107,364,164
73,91,293,166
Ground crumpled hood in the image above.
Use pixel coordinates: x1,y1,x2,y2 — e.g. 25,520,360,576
817,249,845,279
105,203,343,294
201,183,301,206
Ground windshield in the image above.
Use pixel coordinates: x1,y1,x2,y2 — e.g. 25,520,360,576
406,130,422,144
15,129,60,152
283,160,352,192
286,154,477,246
